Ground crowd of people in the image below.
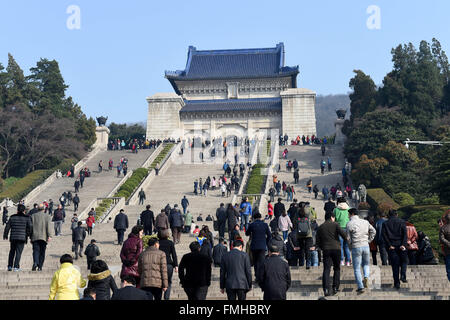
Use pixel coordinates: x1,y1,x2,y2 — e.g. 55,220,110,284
279,134,332,146
1,138,449,301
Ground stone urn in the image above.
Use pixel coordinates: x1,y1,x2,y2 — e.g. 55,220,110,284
96,116,108,127
336,109,347,120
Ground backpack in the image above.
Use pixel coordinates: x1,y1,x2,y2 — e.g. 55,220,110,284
297,217,311,238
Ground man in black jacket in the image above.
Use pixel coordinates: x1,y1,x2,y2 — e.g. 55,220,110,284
72,221,86,259
140,205,155,236
138,189,146,205
213,238,228,267
111,275,149,300
226,204,240,242
316,211,348,296
3,204,32,271
382,209,408,289
324,198,336,214
114,209,129,245
274,198,285,221
73,194,80,212
220,239,252,300
178,241,212,300
259,244,291,300
216,203,227,239
169,205,183,244
245,213,271,281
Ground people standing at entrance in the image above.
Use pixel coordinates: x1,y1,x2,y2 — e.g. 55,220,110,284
140,205,155,236
316,211,348,296
31,204,52,271
178,241,212,300
138,238,168,300
114,209,129,245
220,239,252,300
382,210,408,289
245,212,271,281
3,204,32,272
120,225,143,286
346,208,376,293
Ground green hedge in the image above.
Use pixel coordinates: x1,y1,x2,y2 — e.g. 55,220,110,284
149,143,174,169
0,157,78,203
393,192,415,207
367,188,400,213
245,164,267,203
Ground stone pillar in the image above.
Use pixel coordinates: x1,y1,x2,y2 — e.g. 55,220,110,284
95,126,110,150
334,118,347,145
280,88,317,140
146,93,184,140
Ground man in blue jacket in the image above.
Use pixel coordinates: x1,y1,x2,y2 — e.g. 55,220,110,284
246,212,271,282
240,197,252,231
375,211,389,265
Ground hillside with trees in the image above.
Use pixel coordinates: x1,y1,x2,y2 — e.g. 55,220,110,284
0,54,96,182
343,38,450,205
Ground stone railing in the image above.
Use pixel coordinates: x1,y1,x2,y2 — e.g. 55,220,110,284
257,140,279,215
232,139,261,205
98,197,125,223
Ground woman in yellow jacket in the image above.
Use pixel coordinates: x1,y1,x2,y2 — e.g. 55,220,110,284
49,254,86,300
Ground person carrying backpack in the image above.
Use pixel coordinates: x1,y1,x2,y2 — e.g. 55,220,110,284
296,206,313,269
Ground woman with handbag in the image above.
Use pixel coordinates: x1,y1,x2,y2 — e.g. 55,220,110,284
406,221,419,265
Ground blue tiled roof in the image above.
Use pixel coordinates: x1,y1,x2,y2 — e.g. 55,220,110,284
166,43,299,81
179,97,282,113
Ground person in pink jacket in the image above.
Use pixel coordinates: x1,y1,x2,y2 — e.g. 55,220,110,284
278,210,293,241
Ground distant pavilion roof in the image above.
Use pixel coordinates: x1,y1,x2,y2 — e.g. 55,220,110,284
166,43,299,93
179,97,282,114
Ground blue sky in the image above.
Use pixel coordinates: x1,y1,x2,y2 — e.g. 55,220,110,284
0,0,449,124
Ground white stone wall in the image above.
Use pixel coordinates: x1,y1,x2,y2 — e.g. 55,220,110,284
280,88,317,139
146,93,184,139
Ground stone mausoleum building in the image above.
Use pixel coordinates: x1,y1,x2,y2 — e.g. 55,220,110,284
146,43,317,141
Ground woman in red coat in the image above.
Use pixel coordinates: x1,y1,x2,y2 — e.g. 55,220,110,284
86,213,95,235
119,225,143,287
406,221,419,265
267,201,274,220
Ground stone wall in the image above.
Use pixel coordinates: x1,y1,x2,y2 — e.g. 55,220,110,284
280,88,317,139
174,77,292,100
146,93,184,139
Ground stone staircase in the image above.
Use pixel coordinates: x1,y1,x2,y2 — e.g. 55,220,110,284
273,144,348,223
0,144,449,300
